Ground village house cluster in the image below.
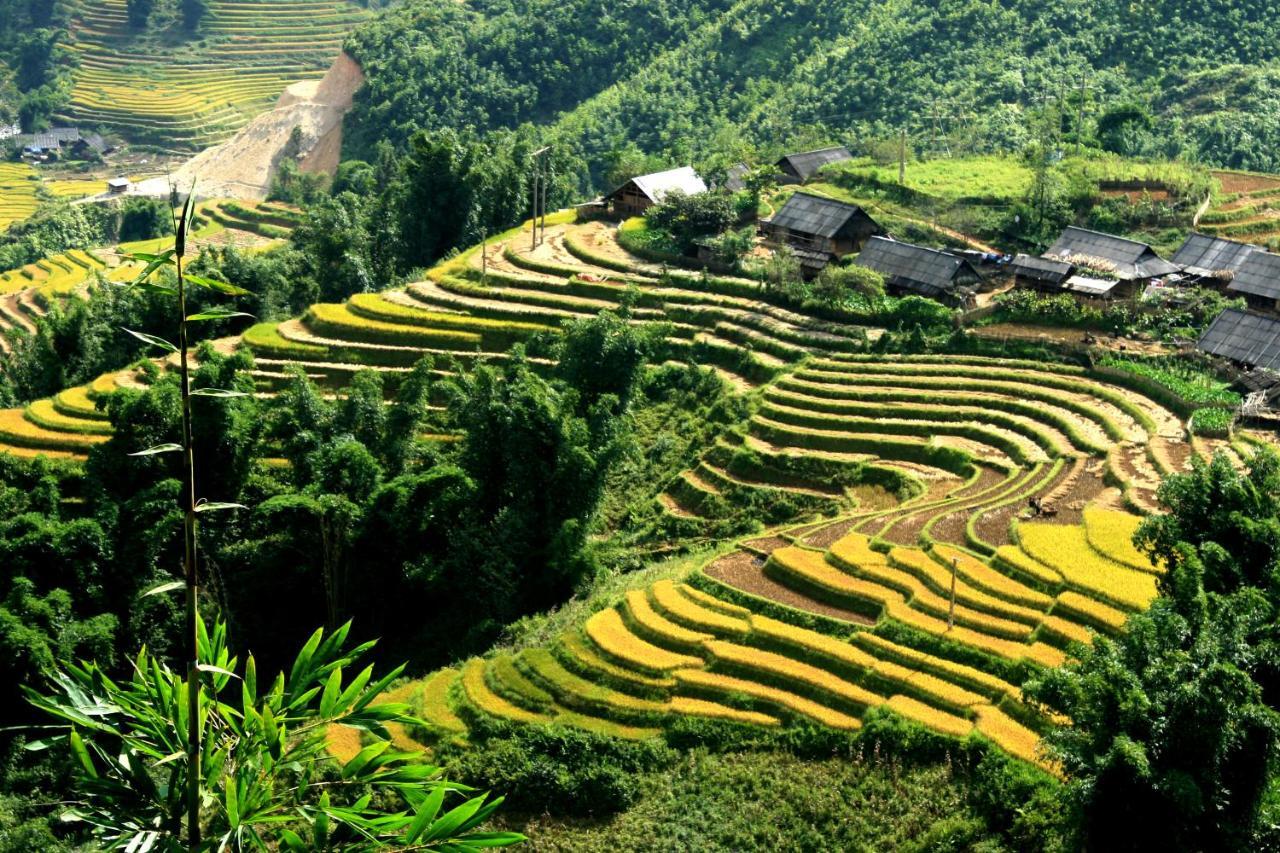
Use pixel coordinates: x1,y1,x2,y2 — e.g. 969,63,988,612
583,146,1280,382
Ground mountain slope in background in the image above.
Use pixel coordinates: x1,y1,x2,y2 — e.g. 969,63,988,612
343,0,1280,187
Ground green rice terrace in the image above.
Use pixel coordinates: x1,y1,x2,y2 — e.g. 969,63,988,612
0,211,1266,773
59,0,373,149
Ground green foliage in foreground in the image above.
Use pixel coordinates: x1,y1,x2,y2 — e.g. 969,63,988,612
1027,452,1280,850
29,618,521,851
451,715,1065,851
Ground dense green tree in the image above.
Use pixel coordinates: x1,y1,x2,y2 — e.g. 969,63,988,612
644,190,739,252
180,0,209,31
125,0,153,29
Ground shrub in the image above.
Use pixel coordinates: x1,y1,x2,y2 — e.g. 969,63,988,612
442,723,676,816
645,190,737,251
1097,355,1238,408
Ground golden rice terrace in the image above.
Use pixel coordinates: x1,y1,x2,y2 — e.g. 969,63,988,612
3,213,1265,771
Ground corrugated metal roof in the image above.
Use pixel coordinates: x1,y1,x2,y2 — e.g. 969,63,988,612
1011,253,1074,283
853,236,978,297
1044,226,1179,280
612,166,707,204
1199,307,1280,369
767,193,868,239
1173,233,1261,278
776,146,853,181
1065,275,1117,295
1227,250,1280,301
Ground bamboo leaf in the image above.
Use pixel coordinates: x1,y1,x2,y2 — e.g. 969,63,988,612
186,309,254,322
122,328,178,353
68,730,97,778
119,250,176,264
225,775,239,828
185,274,250,296
128,443,183,457
406,786,446,843
190,388,250,398
196,664,240,680
154,750,185,767
194,501,248,513
319,666,342,718
141,581,186,597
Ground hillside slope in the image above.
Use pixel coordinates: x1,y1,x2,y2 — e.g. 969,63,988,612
344,0,1280,181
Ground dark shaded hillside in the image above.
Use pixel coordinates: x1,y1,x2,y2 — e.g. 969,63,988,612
342,0,742,156
343,0,1280,181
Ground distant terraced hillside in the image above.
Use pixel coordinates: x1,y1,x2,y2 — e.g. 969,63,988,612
60,0,373,150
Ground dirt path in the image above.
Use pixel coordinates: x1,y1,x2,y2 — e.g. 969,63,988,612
136,53,364,201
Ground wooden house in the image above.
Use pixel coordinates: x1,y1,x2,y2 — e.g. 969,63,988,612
853,236,981,307
1172,233,1261,286
1042,226,1179,298
1226,250,1280,312
759,193,883,275
602,166,707,218
775,146,852,183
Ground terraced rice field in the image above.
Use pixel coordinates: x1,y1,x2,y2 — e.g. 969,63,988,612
0,200,292,354
0,213,1258,771
0,164,41,231
336,510,1161,773
61,0,373,149
1200,170,1280,250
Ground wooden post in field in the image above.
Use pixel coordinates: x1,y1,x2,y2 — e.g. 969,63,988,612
898,129,906,185
530,159,538,252
948,557,958,630
481,230,487,278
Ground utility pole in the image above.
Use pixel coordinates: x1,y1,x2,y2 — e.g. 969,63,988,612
898,128,906,185
530,156,538,252
530,146,550,250
1075,71,1099,157
948,557,958,630
540,161,549,244
930,99,951,159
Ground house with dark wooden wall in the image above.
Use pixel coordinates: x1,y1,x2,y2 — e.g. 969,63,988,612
1011,254,1075,291
759,193,883,275
1042,226,1179,298
602,166,707,218
1227,250,1280,312
853,236,981,307
1199,307,1280,370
